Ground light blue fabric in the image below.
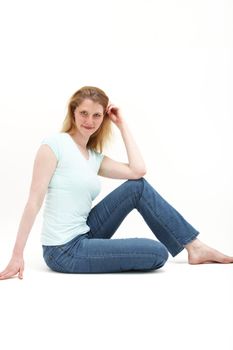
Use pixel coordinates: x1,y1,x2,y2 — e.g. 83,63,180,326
40,132,104,245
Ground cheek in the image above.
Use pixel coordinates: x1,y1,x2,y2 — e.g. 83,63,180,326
99,117,104,124
97,119,104,128
74,114,80,123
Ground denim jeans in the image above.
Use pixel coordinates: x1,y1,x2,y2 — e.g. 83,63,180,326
42,178,199,273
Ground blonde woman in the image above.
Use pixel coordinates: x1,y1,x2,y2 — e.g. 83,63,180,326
1,86,232,279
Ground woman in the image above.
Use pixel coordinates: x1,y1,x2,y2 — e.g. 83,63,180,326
0,86,232,279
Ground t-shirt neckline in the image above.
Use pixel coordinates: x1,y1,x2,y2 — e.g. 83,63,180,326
65,133,91,161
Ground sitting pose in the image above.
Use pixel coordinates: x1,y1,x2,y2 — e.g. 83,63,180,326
1,86,232,279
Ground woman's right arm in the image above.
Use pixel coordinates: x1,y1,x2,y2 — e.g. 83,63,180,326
0,144,57,280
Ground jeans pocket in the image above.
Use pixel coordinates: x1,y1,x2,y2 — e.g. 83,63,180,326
43,246,66,273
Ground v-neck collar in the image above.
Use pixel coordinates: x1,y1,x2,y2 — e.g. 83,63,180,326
65,133,91,161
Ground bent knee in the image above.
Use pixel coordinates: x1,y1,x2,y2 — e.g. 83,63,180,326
151,242,169,270
126,177,145,197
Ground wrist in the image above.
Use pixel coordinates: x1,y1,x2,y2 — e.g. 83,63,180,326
12,249,24,259
118,120,128,132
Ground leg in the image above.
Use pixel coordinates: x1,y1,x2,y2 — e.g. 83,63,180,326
43,177,174,273
87,178,199,256
138,178,233,263
43,235,169,273
87,178,233,264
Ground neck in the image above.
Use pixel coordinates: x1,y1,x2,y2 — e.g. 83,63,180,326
71,130,89,149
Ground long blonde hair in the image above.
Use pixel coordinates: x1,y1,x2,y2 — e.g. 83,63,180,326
60,86,112,152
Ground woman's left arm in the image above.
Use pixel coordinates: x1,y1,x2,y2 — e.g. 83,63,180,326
98,104,147,180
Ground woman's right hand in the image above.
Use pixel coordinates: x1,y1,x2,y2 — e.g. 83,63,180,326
0,255,24,280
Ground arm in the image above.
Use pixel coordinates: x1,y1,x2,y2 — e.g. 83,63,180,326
0,145,57,280
98,104,147,180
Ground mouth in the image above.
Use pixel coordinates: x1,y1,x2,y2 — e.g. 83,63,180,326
82,126,95,130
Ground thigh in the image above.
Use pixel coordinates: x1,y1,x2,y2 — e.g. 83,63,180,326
86,179,144,239
51,236,169,273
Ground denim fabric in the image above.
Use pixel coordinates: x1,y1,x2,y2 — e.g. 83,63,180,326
43,178,199,273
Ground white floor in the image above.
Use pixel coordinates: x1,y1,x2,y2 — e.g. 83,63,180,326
1,247,233,350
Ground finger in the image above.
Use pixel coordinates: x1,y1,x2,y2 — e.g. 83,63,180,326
0,269,10,279
0,271,16,280
0,270,7,277
18,266,24,279
109,104,117,110
106,105,112,112
107,103,115,111
0,267,20,280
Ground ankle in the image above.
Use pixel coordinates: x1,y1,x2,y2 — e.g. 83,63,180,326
185,238,203,253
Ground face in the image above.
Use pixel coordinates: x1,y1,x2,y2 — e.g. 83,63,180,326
73,99,105,137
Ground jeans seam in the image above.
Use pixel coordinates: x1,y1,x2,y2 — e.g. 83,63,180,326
138,187,199,255
140,197,198,256
139,191,183,247
57,251,166,261
85,252,166,260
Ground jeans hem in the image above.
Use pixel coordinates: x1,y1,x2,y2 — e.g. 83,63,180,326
170,231,200,257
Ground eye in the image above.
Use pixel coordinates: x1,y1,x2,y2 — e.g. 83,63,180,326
94,113,102,118
80,111,88,116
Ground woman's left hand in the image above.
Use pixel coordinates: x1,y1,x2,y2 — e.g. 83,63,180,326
106,103,124,128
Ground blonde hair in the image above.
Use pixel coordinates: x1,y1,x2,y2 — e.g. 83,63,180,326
60,86,112,152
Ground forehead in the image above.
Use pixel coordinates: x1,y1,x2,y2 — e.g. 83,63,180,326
78,98,104,112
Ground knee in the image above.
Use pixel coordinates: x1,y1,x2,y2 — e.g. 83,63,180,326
126,177,145,195
127,177,151,193
126,177,151,206
151,243,169,270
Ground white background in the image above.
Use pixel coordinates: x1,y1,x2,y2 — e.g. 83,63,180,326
0,1,233,349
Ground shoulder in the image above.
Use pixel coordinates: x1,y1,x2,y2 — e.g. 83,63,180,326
41,132,66,143
41,132,66,160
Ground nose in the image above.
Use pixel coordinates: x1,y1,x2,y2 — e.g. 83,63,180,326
84,115,95,126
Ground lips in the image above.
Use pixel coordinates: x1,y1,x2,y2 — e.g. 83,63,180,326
82,126,94,130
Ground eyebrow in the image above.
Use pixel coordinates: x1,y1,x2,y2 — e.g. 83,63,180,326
80,110,103,115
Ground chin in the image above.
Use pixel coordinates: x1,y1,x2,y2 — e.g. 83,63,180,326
81,129,96,136
86,129,96,134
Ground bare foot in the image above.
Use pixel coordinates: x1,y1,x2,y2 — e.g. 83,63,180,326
185,239,233,264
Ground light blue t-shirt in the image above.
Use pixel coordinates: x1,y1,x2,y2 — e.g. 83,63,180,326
40,132,104,246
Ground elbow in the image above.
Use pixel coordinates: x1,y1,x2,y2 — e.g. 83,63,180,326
133,168,147,179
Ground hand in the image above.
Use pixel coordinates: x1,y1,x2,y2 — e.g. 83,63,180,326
106,103,124,128
0,256,24,280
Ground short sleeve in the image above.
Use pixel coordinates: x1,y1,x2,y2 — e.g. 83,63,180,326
41,133,60,161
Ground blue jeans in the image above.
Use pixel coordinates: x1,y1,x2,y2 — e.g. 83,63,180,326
42,178,199,273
